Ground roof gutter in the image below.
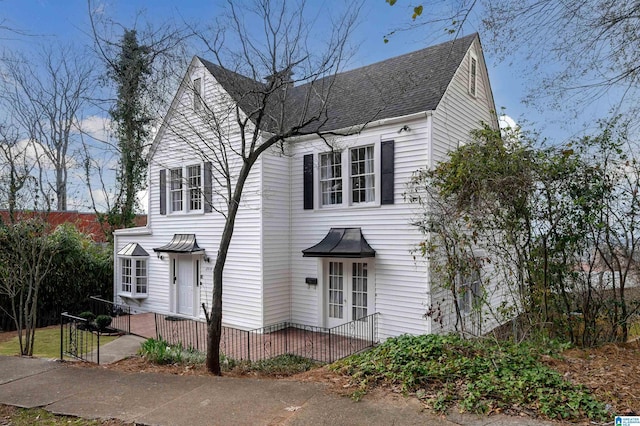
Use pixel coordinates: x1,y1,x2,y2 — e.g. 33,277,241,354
284,110,433,143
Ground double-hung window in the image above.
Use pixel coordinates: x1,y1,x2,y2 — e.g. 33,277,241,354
459,264,481,314
350,146,375,204
319,144,378,207
170,168,183,212
187,165,202,211
161,163,211,215
320,152,342,205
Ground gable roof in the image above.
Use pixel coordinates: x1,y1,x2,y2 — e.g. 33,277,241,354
199,33,478,133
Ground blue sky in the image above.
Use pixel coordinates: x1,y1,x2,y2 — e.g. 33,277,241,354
0,0,611,210
2,0,607,144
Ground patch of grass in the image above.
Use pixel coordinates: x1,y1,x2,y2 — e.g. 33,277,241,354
0,404,132,425
0,327,118,358
331,334,608,422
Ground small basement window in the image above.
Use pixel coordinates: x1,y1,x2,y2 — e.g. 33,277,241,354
117,243,149,299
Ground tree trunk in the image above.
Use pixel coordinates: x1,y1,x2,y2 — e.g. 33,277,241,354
206,160,252,375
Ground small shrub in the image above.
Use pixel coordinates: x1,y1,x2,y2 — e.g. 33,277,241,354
139,338,183,365
94,315,112,331
77,311,96,322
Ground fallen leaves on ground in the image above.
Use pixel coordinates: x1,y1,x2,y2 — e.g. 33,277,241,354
542,340,640,416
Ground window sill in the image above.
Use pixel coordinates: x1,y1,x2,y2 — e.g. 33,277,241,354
118,292,148,301
316,202,381,211
167,210,205,216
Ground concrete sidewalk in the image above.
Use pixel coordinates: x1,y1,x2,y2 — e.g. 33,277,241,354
0,355,559,426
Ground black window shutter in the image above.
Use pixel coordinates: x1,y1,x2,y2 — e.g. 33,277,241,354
381,140,395,205
159,169,166,215
303,154,313,210
203,162,212,213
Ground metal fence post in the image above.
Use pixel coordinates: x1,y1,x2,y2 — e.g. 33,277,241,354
246,330,251,362
97,331,100,365
60,313,64,361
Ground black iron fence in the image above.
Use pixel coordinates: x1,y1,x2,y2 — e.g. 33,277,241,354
89,295,131,334
154,312,379,363
60,312,102,364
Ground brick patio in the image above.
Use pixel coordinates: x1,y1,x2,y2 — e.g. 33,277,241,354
125,312,377,363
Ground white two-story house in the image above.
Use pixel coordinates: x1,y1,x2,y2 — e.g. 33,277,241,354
113,33,499,340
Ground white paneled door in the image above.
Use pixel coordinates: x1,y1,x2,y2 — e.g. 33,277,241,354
174,255,199,316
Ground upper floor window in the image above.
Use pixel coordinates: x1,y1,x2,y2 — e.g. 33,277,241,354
160,162,212,215
303,140,392,210
320,151,342,206
193,77,202,111
469,55,477,97
170,168,183,212
350,146,375,204
187,165,202,211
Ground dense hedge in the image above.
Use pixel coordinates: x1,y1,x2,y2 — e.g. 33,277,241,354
0,221,113,331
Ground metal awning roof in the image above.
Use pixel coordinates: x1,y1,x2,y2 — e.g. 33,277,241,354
117,242,149,257
302,228,376,258
153,234,204,253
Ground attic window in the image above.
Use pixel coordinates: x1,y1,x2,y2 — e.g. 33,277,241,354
469,55,477,97
193,77,202,111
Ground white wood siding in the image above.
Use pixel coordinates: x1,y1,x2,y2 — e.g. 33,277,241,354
427,39,500,334
261,150,292,325
431,39,498,165
116,59,264,330
289,117,432,339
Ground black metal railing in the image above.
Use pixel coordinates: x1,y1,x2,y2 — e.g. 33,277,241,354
154,313,208,352
89,295,131,334
60,312,101,364
152,312,379,363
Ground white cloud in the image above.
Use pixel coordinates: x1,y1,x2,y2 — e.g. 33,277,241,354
76,115,112,143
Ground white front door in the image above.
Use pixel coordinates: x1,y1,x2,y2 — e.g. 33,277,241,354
326,260,372,328
175,255,198,316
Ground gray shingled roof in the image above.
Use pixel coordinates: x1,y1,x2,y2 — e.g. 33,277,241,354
200,33,477,133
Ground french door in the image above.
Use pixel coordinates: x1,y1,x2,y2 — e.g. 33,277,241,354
326,260,371,328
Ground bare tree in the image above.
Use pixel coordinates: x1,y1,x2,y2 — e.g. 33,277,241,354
0,124,36,222
482,0,640,116
161,0,362,374
0,44,96,211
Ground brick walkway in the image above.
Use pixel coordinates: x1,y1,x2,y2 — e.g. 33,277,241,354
126,312,375,363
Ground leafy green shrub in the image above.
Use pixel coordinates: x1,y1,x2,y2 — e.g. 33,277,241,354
94,315,112,331
331,334,607,422
78,311,96,322
139,338,204,365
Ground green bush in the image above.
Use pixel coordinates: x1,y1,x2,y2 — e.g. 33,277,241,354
139,338,204,365
0,222,113,331
94,315,112,331
331,334,607,422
